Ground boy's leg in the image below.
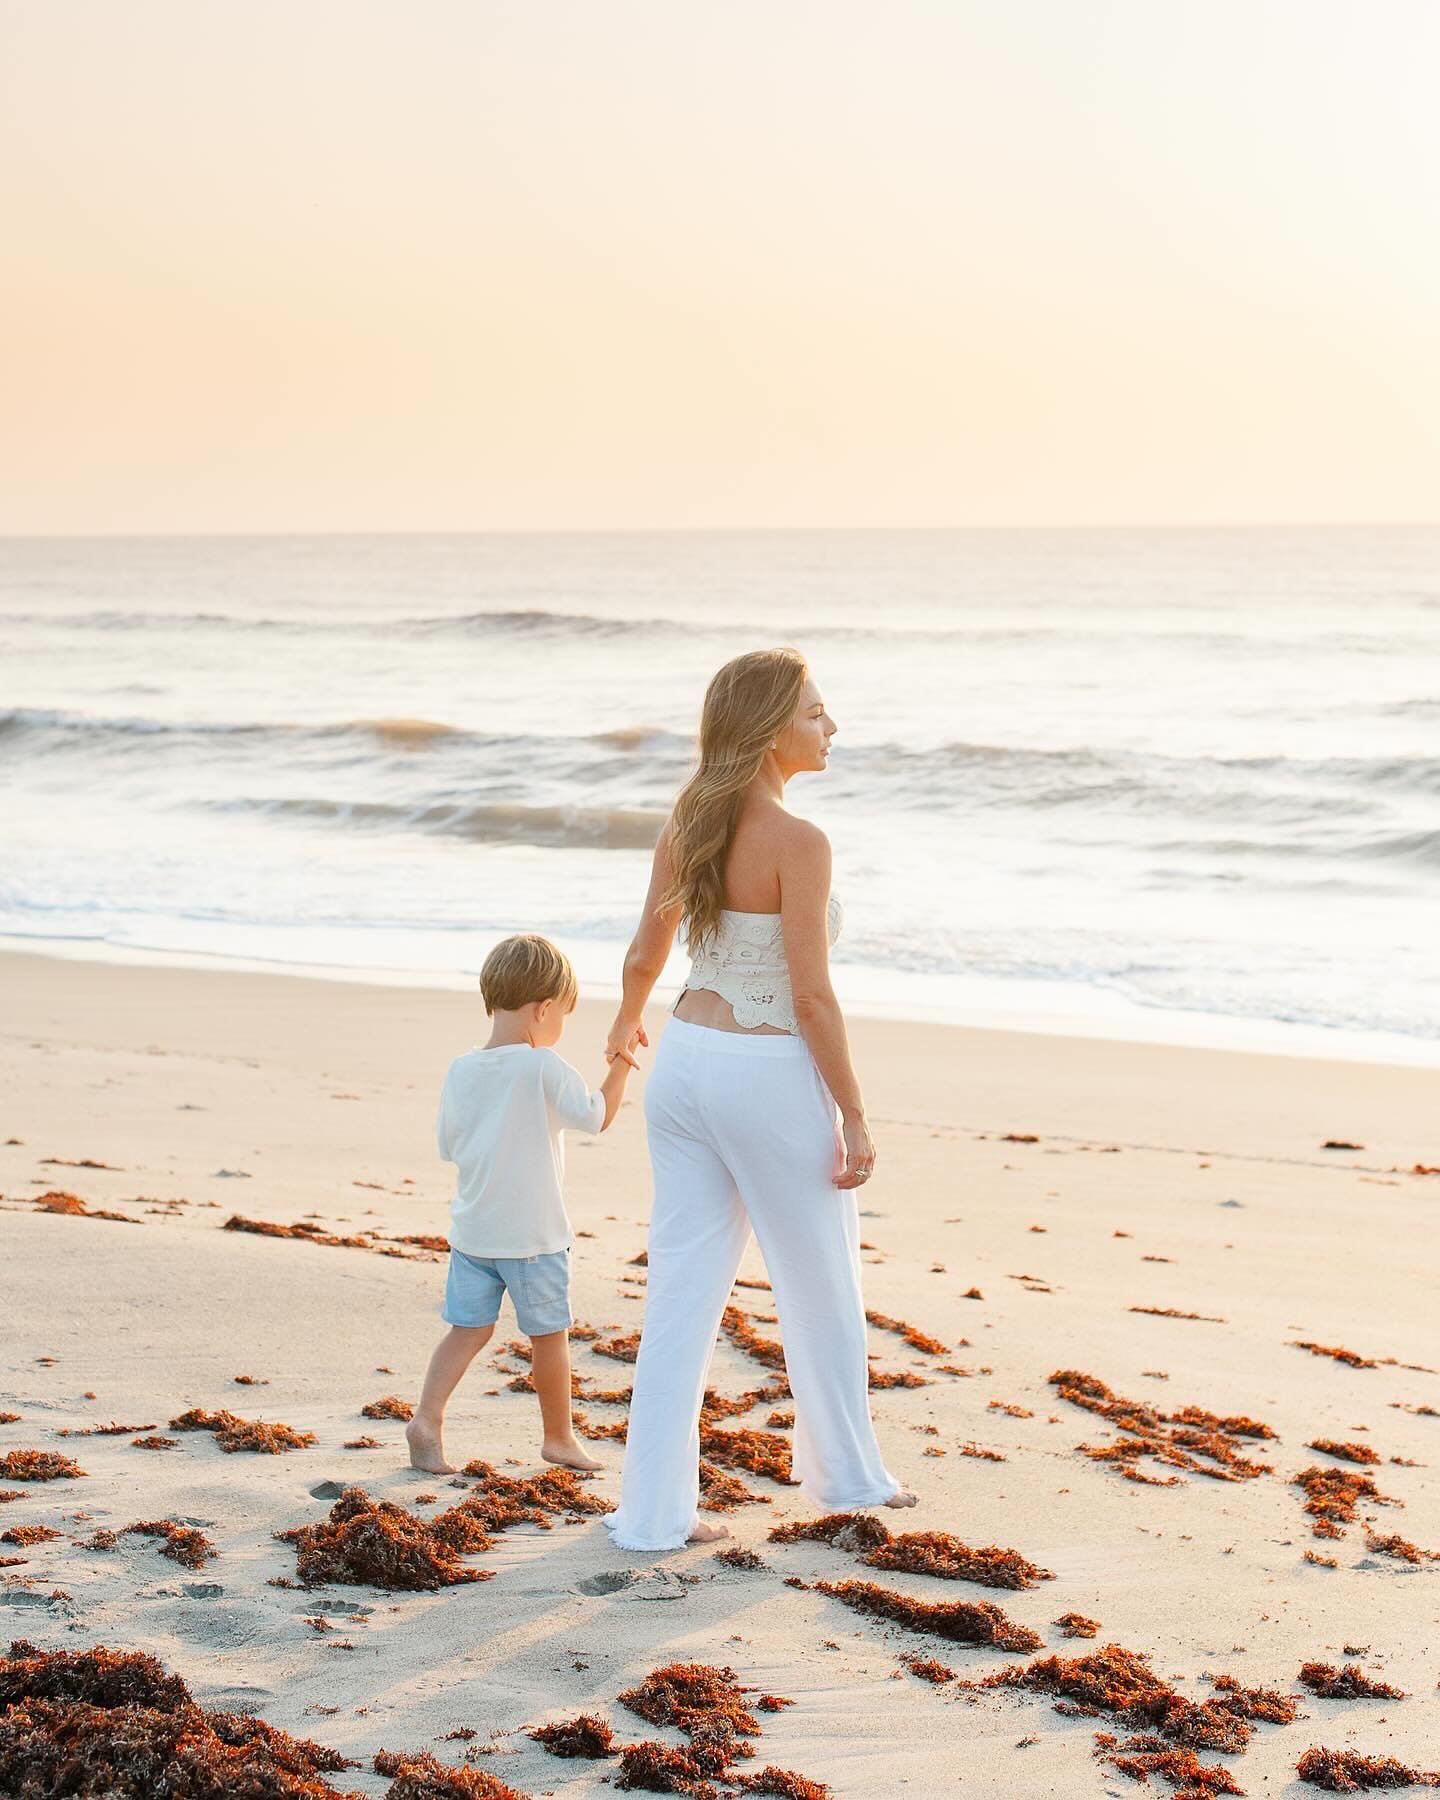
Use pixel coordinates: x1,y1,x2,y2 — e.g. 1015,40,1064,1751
530,1330,602,1471
407,1324,494,1472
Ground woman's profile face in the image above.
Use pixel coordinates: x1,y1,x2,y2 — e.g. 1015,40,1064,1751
776,674,836,774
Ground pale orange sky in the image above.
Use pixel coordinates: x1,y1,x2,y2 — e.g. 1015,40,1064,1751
2,0,1438,532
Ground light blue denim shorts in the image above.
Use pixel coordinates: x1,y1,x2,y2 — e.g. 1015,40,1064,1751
442,1246,573,1337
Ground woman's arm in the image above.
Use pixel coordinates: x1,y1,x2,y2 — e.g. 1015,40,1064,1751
605,819,682,1064
779,823,875,1190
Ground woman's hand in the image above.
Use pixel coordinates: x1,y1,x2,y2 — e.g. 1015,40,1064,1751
834,1113,877,1189
605,1014,649,1067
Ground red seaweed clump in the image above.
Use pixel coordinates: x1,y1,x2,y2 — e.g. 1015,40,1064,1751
1290,1342,1377,1370
20,1190,139,1224
361,1395,415,1421
1308,1440,1382,1466
1,1525,64,1547
699,1427,795,1485
721,1307,789,1376
1054,1612,1101,1639
867,1367,929,1390
1050,1370,1274,1485
699,1462,772,1513
813,1579,1042,1652
969,1642,1291,1753
899,1653,956,1684
528,1712,617,1757
1092,1731,1245,1795
614,1739,719,1797
1293,1466,1395,1539
373,1746,528,1796
732,1768,829,1798
768,1511,1053,1590
1296,1746,1440,1790
617,1662,776,1787
1299,1663,1405,1700
713,1545,767,1571
593,1331,643,1364
123,1520,218,1570
1208,1676,1299,1724
276,1488,496,1591
0,1641,357,1797
452,1460,613,1529
168,1407,317,1454
699,1385,787,1426
132,1435,178,1450
0,1450,85,1482
865,1310,948,1355
56,1422,157,1438
1363,1529,1437,1563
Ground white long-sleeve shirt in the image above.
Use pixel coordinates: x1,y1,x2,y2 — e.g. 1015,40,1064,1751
436,1045,605,1257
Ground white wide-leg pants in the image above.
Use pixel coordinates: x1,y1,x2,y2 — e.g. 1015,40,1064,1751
602,1014,899,1551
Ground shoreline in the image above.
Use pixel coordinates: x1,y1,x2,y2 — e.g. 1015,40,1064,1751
5,929,1438,1072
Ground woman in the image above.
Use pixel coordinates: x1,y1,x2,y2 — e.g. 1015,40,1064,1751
600,647,918,1550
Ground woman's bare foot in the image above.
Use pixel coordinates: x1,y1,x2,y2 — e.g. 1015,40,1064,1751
541,1436,605,1473
405,1417,456,1475
883,1486,919,1510
688,1520,731,1544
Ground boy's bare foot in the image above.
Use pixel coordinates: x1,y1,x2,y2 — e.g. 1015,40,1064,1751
405,1418,456,1475
541,1436,604,1473
688,1520,731,1544
883,1487,919,1510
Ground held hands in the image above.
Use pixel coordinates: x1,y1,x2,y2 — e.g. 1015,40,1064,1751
834,1113,877,1190
604,1015,649,1071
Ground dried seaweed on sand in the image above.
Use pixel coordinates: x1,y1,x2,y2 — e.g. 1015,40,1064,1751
698,1462,771,1512
614,1740,719,1797
865,1310,948,1355
1092,1732,1246,1795
968,1643,1297,1753
898,1653,956,1684
699,1427,795,1485
618,1662,761,1764
452,1459,612,1530
0,1641,357,1797
0,1450,85,1482
56,1422,156,1437
1299,1663,1405,1700
169,1407,317,1454
721,1306,789,1375
1293,1466,1396,1539
1,1525,64,1546
1308,1440,1381,1465
529,1713,617,1758
814,1579,1042,1651
12,1190,140,1224
373,1746,529,1797
1051,1370,1273,1485
868,1366,929,1389
276,1487,497,1590
1054,1612,1101,1638
361,1395,415,1421
1296,1746,1440,1790
769,1511,1052,1590
124,1520,218,1569
1363,1529,1437,1563
594,1331,643,1363
1290,1342,1377,1370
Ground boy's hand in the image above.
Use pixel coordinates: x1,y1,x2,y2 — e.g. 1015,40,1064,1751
608,1044,641,1072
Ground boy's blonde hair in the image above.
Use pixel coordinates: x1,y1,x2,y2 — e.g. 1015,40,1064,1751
479,934,579,1016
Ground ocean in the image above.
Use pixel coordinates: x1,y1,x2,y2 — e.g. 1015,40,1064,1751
2,528,1437,1064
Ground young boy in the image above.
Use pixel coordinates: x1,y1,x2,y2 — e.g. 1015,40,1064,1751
406,933,635,1475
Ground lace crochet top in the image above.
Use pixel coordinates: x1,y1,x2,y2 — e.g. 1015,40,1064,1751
679,893,844,1033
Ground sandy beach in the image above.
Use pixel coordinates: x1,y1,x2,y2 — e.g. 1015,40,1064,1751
2,946,1437,1796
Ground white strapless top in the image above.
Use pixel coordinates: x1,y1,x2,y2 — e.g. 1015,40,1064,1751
679,893,844,1033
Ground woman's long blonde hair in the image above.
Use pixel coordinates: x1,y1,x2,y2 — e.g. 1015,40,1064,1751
660,647,808,953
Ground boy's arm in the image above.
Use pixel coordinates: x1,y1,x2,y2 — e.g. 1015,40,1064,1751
435,1075,453,1161
541,1048,623,1135
596,1053,633,1131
